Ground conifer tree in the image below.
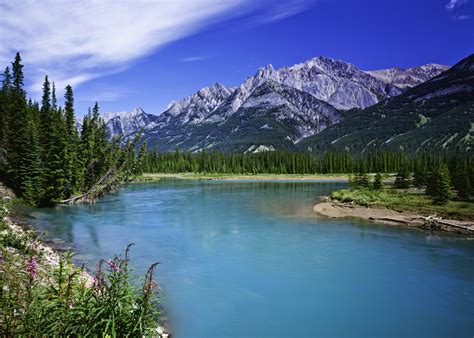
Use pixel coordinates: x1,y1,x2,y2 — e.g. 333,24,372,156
373,173,383,190
394,167,411,189
39,76,52,149
7,53,43,202
51,82,57,111
64,85,81,191
413,168,427,188
135,141,148,175
451,164,470,200
0,67,12,173
431,163,453,205
40,106,70,205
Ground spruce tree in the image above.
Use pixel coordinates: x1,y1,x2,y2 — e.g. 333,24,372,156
0,67,12,174
413,168,426,188
64,85,81,191
373,173,383,190
135,141,148,175
394,168,411,189
432,163,453,205
450,163,470,200
7,53,43,202
39,76,52,148
40,107,70,205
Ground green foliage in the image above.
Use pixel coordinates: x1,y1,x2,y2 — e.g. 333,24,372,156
0,54,148,206
350,172,370,190
299,55,474,154
331,189,390,207
1,203,162,336
413,168,427,188
0,245,162,336
373,173,383,190
428,163,454,205
330,187,473,220
394,168,411,189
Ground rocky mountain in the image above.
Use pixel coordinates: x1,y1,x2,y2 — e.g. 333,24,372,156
366,64,449,89
101,55,455,153
208,56,403,116
300,54,474,154
143,80,342,152
102,107,159,139
160,83,233,125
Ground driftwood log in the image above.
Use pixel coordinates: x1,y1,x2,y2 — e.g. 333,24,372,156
60,169,120,204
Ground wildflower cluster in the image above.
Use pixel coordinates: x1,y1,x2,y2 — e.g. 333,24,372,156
26,256,38,279
0,244,163,336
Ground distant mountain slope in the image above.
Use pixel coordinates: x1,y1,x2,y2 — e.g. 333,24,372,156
199,81,342,152
143,81,342,152
159,83,233,126
366,64,449,89
102,107,159,139
99,55,453,152
300,54,474,154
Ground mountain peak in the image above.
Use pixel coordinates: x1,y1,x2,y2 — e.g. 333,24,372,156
256,64,275,79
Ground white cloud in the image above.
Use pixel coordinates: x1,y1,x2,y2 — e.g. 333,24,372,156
453,14,471,19
446,0,470,10
179,56,209,63
260,0,315,23
0,0,247,95
0,0,316,97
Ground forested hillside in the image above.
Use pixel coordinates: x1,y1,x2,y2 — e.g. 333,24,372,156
300,54,474,154
0,53,146,206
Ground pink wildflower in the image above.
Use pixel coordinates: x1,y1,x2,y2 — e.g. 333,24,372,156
26,256,38,279
107,259,120,273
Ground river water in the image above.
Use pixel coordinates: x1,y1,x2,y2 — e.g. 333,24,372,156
28,179,474,337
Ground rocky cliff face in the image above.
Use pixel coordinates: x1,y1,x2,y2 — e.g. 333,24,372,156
366,64,449,90
102,107,159,138
300,54,473,154
101,55,451,152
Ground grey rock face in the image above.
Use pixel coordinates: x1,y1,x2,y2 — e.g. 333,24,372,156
102,56,448,152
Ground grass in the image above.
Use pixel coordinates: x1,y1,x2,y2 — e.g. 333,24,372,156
139,172,350,181
331,188,474,221
0,199,164,336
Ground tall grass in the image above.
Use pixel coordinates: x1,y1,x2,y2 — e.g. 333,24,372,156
0,200,163,336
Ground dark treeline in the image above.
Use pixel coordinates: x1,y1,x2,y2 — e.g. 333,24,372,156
0,53,146,206
143,149,473,176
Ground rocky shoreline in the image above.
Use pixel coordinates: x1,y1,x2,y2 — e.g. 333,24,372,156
313,199,474,234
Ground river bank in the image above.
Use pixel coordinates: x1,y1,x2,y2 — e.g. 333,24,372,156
0,184,169,337
314,199,474,234
138,172,350,182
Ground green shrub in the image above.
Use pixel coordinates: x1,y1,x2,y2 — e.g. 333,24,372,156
394,168,411,189
0,244,162,336
372,173,383,190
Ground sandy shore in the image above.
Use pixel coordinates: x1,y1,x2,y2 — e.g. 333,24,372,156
314,199,474,234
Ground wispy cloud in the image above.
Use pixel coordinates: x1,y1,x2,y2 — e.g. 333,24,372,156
0,0,247,95
78,86,137,103
0,0,317,96
446,0,470,10
179,56,209,63
453,14,471,19
259,0,316,23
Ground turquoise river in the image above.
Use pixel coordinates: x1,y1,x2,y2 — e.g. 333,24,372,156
28,179,474,337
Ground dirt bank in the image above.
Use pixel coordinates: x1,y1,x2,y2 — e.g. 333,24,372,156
314,200,474,234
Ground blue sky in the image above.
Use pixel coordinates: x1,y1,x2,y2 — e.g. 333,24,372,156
1,0,473,116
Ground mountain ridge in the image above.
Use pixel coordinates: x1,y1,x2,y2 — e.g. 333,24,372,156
97,55,457,153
